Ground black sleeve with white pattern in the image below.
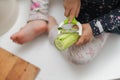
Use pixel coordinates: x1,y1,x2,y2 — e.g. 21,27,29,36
89,7,120,36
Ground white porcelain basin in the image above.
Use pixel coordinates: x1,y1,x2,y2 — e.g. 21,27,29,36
1,0,120,80
0,0,18,36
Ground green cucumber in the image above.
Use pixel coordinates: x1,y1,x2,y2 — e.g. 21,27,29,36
54,33,80,51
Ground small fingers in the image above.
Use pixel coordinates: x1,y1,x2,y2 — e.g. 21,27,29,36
75,36,84,46
75,35,90,46
69,9,76,23
64,8,70,17
76,1,81,17
76,6,80,17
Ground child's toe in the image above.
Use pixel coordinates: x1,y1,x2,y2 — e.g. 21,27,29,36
10,33,18,41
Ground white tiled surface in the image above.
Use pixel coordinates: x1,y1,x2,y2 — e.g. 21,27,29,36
0,0,120,80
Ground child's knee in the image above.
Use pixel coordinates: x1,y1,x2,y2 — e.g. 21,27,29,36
69,55,93,64
63,50,94,65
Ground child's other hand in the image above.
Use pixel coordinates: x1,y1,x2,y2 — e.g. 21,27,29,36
75,23,94,46
64,0,81,23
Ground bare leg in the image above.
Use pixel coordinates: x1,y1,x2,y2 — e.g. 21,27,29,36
48,16,59,45
48,16,58,32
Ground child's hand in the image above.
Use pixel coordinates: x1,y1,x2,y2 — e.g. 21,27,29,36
64,0,81,23
75,23,94,46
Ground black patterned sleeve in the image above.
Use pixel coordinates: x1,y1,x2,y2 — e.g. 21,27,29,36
89,7,120,36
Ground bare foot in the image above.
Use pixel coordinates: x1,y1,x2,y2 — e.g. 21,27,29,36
10,16,58,44
11,20,48,44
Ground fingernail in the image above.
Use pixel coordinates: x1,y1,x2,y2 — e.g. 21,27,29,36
75,42,79,46
68,20,71,23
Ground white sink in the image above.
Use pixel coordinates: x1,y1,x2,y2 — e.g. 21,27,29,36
0,0,18,36
0,0,120,80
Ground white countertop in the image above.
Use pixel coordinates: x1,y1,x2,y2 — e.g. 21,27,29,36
0,0,120,80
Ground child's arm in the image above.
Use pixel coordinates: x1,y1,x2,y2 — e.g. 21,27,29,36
64,0,81,23
76,6,120,45
89,6,120,36
28,0,49,23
